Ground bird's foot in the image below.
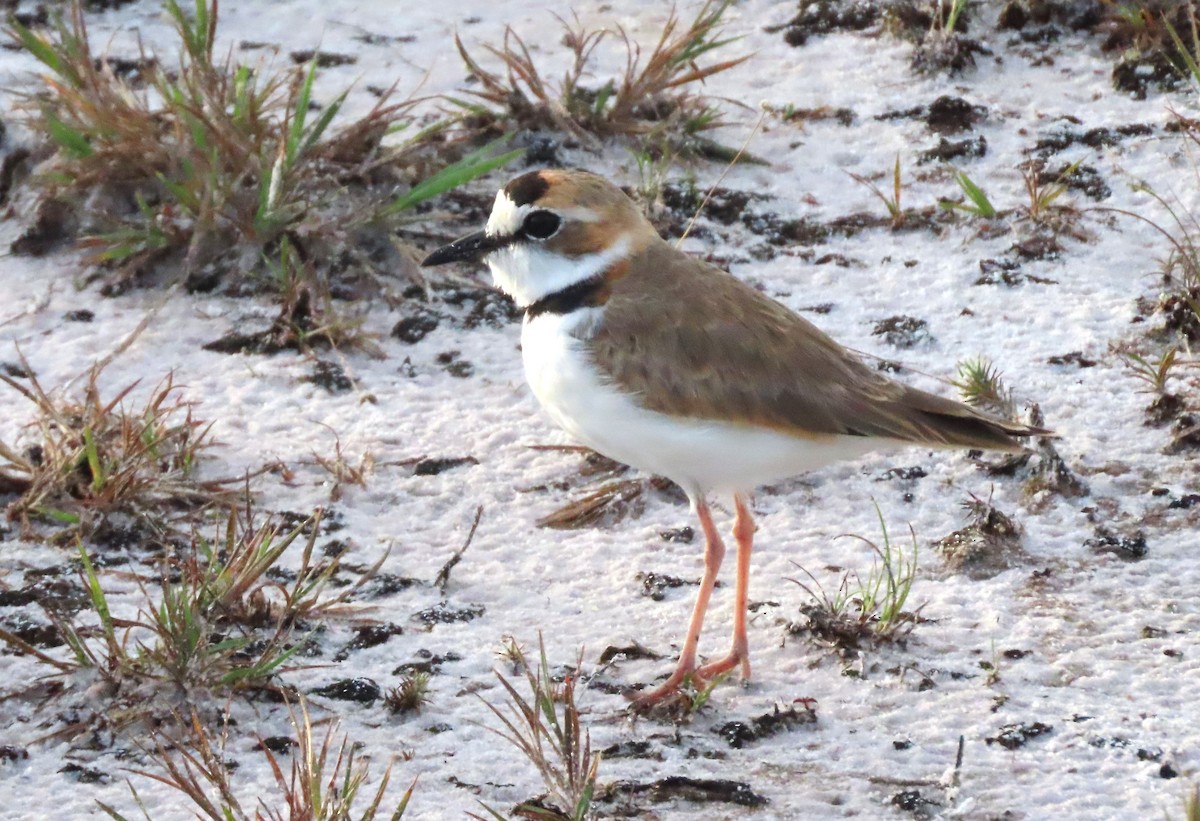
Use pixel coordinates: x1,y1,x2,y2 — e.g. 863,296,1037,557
628,662,696,708
629,656,747,710
694,648,750,684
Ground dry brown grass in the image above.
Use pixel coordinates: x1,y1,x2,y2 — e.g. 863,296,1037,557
0,358,232,535
100,703,413,820
455,1,749,155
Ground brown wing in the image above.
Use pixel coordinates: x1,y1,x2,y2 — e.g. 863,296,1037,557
588,241,1044,451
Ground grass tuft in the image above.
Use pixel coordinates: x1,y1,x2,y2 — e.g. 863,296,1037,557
8,0,515,301
454,1,749,156
788,504,921,654
0,507,381,738
102,701,413,820
385,672,433,715
0,359,231,535
478,635,600,820
952,356,1017,419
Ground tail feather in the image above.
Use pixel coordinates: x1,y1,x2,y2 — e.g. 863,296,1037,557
889,386,1052,452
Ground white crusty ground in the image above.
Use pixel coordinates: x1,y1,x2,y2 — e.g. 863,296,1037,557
0,1,1198,819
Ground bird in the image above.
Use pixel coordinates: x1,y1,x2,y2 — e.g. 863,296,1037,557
421,168,1048,706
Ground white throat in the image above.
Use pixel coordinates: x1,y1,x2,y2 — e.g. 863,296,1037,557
486,237,631,308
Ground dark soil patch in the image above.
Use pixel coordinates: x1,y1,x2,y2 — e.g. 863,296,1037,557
362,572,423,598
912,33,989,76
289,50,357,67
774,0,882,47
715,703,818,748
0,614,62,648
986,721,1053,750
776,105,856,126
10,198,72,257
926,95,986,133
881,96,985,134
311,677,381,704
1032,123,1153,156
411,601,485,627
877,465,927,482
436,350,474,378
434,282,520,329
601,777,768,808
413,456,478,476
1165,415,1200,454
919,135,987,164
636,571,700,601
203,291,346,355
934,499,1026,579
392,649,463,676
872,315,931,348
333,623,404,661
1112,52,1183,99
1048,162,1110,200
661,183,770,226
598,642,663,663
304,360,353,393
392,307,442,343
658,526,694,543
1046,351,1098,368
600,740,663,760
1085,526,1148,560
1009,234,1062,262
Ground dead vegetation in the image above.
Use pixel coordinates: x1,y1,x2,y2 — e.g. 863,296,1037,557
101,702,413,820
0,359,232,536
476,636,601,820
7,0,516,304
454,1,750,159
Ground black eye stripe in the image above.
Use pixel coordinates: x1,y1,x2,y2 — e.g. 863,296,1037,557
521,210,561,240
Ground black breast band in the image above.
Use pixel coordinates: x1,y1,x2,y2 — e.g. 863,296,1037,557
525,275,608,320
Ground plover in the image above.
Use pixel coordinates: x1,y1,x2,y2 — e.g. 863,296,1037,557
422,169,1047,705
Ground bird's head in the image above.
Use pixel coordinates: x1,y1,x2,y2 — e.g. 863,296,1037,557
421,169,657,308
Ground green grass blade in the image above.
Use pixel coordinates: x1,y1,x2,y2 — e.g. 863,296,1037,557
82,426,105,492
386,140,522,215
10,19,65,78
44,113,93,158
953,170,996,218
287,60,318,167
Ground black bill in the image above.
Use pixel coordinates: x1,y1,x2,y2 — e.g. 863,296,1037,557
420,230,509,267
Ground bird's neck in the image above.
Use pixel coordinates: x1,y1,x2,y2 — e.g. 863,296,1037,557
488,235,632,308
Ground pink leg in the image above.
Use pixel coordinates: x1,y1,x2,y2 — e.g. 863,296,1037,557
695,494,755,682
632,499,726,706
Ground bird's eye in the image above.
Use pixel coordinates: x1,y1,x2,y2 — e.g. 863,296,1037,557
521,210,561,240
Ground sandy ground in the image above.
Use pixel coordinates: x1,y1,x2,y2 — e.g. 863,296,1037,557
1,1,1198,819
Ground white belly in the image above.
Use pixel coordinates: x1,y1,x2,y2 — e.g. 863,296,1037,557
521,310,888,497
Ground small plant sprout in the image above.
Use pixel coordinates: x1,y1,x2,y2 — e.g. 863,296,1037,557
455,1,749,155
848,155,906,229
101,702,414,821
385,672,433,715
1022,159,1081,221
788,504,921,652
936,0,969,33
953,357,1017,419
940,170,998,219
478,636,600,820
1119,347,1181,394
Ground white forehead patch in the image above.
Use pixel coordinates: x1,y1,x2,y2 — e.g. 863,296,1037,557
486,190,530,238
